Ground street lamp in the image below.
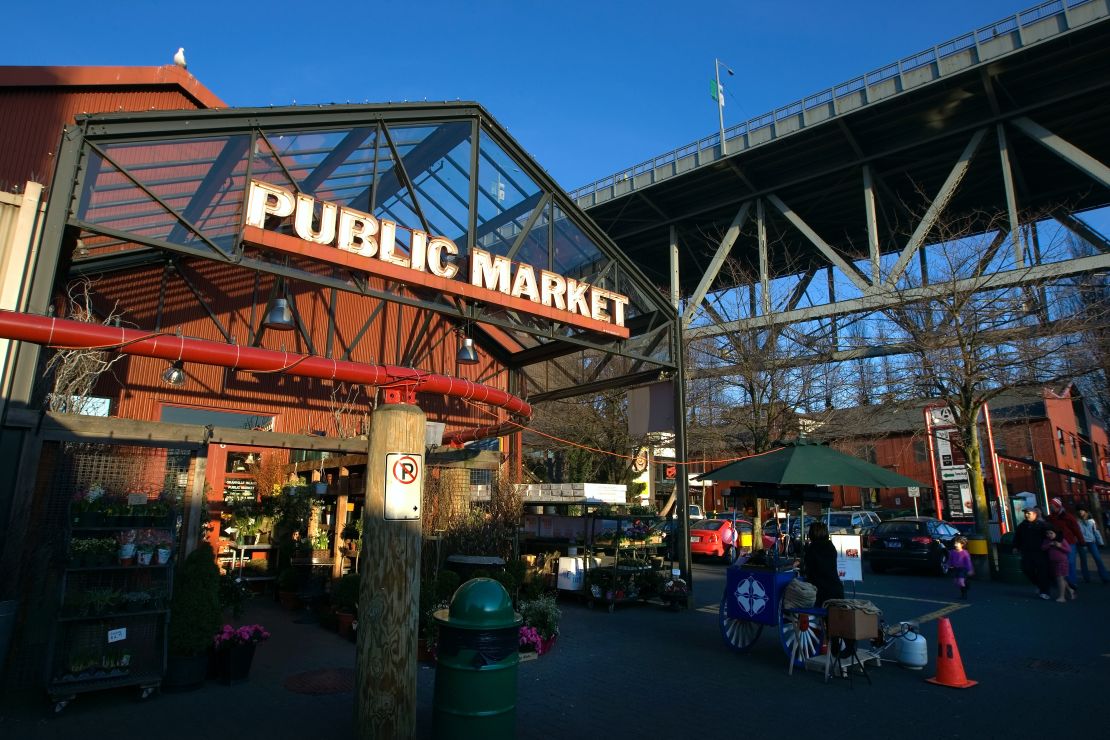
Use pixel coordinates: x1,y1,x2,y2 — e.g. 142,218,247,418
714,59,735,155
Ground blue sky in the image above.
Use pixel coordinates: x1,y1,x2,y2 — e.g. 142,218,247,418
4,0,1042,190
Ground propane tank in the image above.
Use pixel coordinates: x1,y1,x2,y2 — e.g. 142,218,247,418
895,625,928,669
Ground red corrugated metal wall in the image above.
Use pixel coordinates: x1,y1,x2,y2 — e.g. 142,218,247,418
84,257,508,437
0,87,207,192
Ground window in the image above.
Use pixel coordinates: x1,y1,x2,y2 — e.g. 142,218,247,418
913,440,928,463
1058,428,1066,455
470,469,493,486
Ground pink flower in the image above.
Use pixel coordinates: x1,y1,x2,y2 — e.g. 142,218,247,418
518,625,543,653
213,623,271,648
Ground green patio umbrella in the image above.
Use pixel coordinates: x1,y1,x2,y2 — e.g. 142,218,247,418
696,439,927,489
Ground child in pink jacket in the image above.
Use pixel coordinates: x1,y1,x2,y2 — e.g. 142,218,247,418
949,537,974,599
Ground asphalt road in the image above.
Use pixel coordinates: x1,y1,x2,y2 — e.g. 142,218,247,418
2,558,1106,739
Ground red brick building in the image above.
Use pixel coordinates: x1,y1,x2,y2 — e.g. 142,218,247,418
816,384,1110,517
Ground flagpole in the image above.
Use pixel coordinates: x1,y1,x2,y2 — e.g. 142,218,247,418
715,59,727,155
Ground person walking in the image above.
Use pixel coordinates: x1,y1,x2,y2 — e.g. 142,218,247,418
949,536,974,599
1042,528,1077,602
1047,497,1083,590
1012,506,1052,600
1076,507,1110,584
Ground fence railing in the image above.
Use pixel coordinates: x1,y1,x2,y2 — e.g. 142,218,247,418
569,0,1102,202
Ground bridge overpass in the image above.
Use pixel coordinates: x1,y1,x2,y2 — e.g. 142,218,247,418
574,0,1110,344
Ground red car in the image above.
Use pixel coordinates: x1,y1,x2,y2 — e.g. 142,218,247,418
689,518,752,562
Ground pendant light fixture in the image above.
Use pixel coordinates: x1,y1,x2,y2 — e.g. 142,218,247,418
161,359,186,387
262,277,294,331
456,320,478,366
161,330,187,387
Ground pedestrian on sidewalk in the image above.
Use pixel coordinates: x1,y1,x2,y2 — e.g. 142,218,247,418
949,536,974,599
1042,528,1076,602
1076,507,1110,584
1012,506,1052,600
1047,497,1083,590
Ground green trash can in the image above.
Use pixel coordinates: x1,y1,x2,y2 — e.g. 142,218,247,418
432,578,522,739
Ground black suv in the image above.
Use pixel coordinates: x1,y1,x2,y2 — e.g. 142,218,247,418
867,517,961,575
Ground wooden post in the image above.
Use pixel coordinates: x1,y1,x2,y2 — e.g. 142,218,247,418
332,488,349,580
355,402,425,739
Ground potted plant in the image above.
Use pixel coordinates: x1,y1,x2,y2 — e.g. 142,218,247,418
94,537,117,566
519,594,561,655
117,529,137,566
136,530,155,566
69,538,95,567
165,541,221,691
211,623,270,685
154,530,173,565
332,573,359,639
310,530,330,560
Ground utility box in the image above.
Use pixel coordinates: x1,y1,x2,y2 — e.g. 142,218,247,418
826,606,879,640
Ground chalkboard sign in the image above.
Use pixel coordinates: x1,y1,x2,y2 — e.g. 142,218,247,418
223,477,257,503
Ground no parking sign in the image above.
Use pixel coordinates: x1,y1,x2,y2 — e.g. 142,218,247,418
384,452,423,520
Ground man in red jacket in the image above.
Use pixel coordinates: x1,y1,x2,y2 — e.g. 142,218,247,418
1048,497,1083,589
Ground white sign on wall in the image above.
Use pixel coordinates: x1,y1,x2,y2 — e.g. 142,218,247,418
930,407,956,426
830,534,863,582
384,452,423,520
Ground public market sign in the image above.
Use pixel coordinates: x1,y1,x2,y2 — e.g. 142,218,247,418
242,180,630,338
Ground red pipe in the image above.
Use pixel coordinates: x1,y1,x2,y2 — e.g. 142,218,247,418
0,309,531,428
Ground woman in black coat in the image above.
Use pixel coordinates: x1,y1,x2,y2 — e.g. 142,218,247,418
803,521,844,607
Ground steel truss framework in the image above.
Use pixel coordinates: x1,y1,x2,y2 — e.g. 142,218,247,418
577,2,1110,373
12,103,680,410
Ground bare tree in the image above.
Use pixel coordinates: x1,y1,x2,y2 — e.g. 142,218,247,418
44,278,127,414
685,258,842,455
684,257,851,546
327,381,370,438
879,209,1108,541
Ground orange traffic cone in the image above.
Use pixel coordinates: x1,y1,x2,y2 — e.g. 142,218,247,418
925,616,977,688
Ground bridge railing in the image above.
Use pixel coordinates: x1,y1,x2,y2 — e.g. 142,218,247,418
570,0,1103,205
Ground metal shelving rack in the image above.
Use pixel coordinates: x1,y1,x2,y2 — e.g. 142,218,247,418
36,443,190,715
45,512,177,713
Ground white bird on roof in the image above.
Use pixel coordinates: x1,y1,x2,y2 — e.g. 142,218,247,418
173,48,187,70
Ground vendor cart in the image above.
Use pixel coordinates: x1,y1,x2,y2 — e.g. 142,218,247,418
711,484,832,667
718,559,824,667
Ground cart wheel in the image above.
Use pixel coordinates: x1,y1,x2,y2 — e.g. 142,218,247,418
139,686,156,700
53,699,70,714
719,595,762,652
779,600,824,667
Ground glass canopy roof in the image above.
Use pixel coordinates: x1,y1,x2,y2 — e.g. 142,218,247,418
58,103,678,389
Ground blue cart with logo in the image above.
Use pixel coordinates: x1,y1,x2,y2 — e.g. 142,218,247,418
718,562,824,667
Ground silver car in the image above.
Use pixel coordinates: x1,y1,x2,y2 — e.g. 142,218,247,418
826,511,881,536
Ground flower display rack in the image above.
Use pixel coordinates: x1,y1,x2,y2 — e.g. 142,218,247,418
44,453,187,715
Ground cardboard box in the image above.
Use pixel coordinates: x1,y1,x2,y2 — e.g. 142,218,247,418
826,606,878,640
556,556,599,591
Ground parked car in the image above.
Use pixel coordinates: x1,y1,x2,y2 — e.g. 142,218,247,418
688,505,705,521
825,511,881,536
761,516,815,538
689,518,752,562
867,517,961,575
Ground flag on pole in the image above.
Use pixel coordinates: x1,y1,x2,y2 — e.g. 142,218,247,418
710,80,725,107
